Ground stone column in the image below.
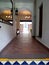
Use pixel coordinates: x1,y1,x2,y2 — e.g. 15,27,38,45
16,15,20,30
12,0,16,36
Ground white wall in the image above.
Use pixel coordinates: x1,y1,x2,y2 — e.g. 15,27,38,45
0,22,16,52
36,0,49,48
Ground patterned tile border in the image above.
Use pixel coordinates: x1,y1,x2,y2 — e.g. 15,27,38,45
0,58,49,65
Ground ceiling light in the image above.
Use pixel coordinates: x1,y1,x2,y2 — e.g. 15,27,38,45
9,21,13,24
25,16,28,19
28,16,30,18
10,16,12,18
6,16,8,18
9,16,10,18
25,16,30,19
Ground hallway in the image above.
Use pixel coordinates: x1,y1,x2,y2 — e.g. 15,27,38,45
0,33,49,59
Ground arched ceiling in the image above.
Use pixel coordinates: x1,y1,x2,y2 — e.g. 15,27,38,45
2,10,11,15
19,10,31,15
0,0,33,21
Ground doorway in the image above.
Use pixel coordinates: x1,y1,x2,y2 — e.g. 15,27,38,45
20,22,32,34
39,4,43,38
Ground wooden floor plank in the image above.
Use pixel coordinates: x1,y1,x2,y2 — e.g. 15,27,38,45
0,33,49,58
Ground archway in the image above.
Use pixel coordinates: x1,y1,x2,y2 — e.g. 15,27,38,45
16,9,32,34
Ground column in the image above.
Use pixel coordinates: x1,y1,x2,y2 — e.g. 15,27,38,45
12,0,16,36
32,0,36,37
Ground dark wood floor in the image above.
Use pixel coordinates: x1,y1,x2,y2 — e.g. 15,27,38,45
0,33,49,59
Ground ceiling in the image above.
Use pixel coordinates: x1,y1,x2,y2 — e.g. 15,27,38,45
0,0,10,2
0,0,33,21
0,0,34,3
0,9,32,21
0,2,33,13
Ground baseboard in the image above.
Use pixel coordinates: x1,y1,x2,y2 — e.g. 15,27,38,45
35,38,49,52
0,37,16,53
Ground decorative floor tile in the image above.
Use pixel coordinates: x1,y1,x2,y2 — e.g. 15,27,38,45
38,61,45,65
4,61,11,65
0,62,3,65
21,61,28,65
0,59,49,65
13,61,20,65
46,62,49,65
30,61,37,65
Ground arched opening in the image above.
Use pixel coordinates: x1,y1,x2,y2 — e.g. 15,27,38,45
16,9,32,34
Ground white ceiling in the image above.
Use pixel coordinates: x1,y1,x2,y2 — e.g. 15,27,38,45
0,0,10,2
0,0,34,3
0,0,34,13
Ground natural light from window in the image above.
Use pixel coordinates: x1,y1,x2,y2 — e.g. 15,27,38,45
20,22,32,34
